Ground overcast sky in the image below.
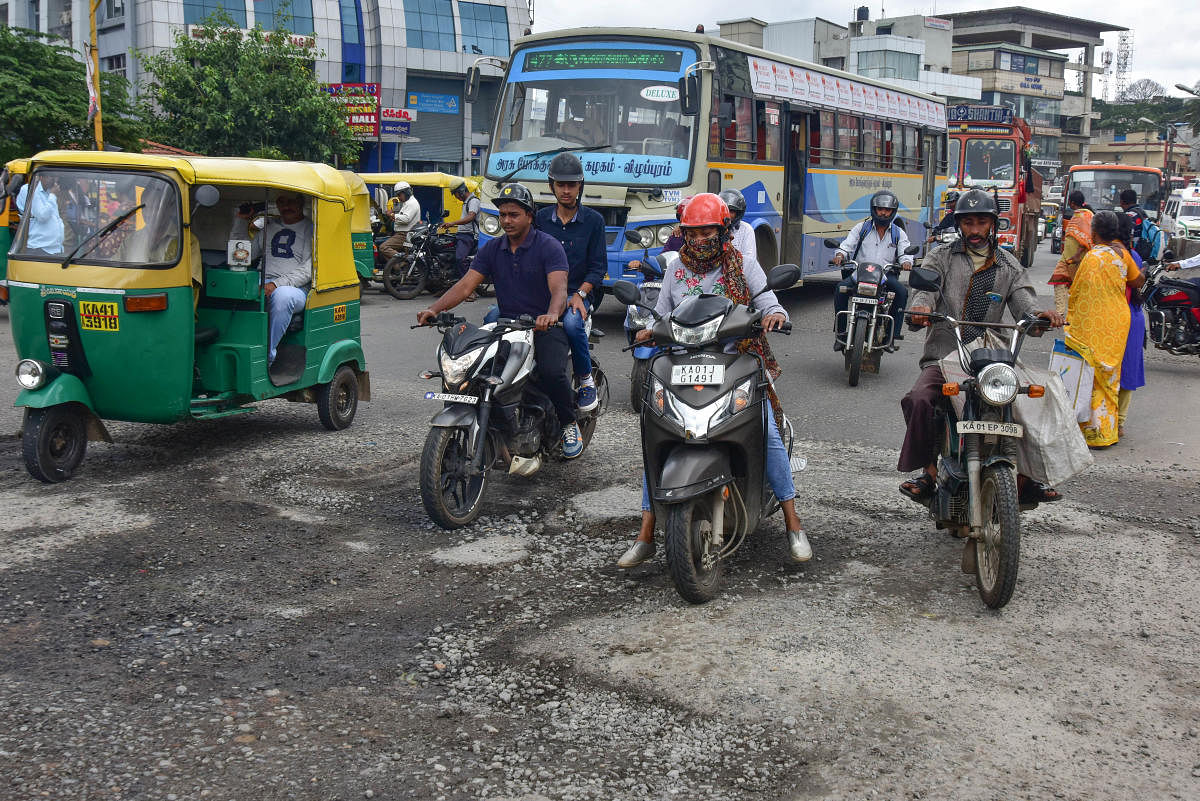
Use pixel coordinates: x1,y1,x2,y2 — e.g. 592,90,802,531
530,1,1200,99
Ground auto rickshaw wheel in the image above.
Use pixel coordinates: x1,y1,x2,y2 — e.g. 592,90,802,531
317,364,359,431
22,404,88,483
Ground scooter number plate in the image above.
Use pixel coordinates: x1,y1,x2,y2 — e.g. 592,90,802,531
671,364,724,385
424,391,478,405
956,420,1022,437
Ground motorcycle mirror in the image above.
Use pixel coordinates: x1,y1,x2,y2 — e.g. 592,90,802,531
1162,249,1176,261
923,221,932,229
442,210,451,218
623,229,644,245
908,265,942,292
611,279,641,306
765,263,801,291
822,237,841,249
903,244,921,256
1060,207,1074,220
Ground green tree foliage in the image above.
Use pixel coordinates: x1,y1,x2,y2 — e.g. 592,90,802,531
0,26,143,163
1093,94,1194,136
139,11,360,163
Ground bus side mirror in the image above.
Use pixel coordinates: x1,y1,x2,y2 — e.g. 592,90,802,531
465,65,480,103
678,74,700,116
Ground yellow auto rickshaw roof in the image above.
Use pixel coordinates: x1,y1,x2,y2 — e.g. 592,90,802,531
339,170,373,232
28,150,355,206
5,157,31,174
357,172,480,193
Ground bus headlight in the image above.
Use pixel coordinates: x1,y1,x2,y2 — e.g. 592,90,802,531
997,217,1011,231
978,363,1019,406
480,212,501,236
657,225,672,245
635,227,655,247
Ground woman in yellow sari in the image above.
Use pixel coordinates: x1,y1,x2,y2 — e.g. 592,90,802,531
1067,210,1145,447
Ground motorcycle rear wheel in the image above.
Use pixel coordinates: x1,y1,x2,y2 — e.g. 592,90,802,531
629,359,649,413
847,323,867,387
384,255,426,300
577,368,609,449
420,427,490,529
664,495,724,604
975,464,1021,609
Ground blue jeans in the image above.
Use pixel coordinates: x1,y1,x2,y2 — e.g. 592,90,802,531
834,272,908,339
267,285,307,363
487,302,593,378
641,402,794,510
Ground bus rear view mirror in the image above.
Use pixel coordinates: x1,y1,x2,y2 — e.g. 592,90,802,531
677,74,700,116
465,65,480,103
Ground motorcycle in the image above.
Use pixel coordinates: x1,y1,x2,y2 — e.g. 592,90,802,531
612,263,800,604
415,312,609,529
384,214,459,300
825,238,921,386
904,266,1054,609
621,229,666,412
1141,254,1200,357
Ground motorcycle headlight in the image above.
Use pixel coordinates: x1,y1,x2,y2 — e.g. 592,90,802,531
977,363,1019,406
670,316,723,346
940,232,958,243
15,359,50,390
480,212,501,235
857,282,878,297
439,347,484,385
657,225,672,245
654,377,753,439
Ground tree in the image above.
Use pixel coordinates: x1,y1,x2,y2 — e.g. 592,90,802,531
1118,78,1166,103
138,11,360,163
0,26,143,163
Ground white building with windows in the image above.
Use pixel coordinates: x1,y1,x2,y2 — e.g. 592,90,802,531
0,0,530,172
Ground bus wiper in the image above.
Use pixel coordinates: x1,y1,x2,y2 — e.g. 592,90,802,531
61,204,144,269
494,144,612,186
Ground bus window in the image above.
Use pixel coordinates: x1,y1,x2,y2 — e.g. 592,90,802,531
713,96,755,160
964,139,1015,187
883,124,895,169
904,126,919,171
837,113,860,168
947,137,961,185
862,118,883,169
757,101,781,161
819,110,835,166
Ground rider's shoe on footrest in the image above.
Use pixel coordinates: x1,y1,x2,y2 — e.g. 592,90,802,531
561,422,583,459
577,383,599,412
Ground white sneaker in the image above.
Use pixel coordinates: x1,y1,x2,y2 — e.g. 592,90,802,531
787,529,812,563
617,539,655,568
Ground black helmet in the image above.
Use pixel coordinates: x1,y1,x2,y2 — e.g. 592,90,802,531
944,191,960,206
495,182,537,215
869,190,900,226
547,152,585,183
953,188,998,222
718,188,747,227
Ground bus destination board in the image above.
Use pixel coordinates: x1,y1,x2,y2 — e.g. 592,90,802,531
524,49,684,72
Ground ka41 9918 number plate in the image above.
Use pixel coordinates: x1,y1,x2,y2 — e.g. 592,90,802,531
671,363,724,385
957,420,1022,437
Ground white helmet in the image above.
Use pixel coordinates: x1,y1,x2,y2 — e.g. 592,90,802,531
393,181,411,196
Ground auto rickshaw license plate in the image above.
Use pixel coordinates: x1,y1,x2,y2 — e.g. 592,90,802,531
79,300,119,331
424,391,477,405
671,364,724,385
957,420,1022,437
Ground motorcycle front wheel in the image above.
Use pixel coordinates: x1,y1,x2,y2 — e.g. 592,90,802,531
664,494,724,604
419,427,490,529
384,255,426,300
847,323,867,387
629,359,649,413
975,464,1021,609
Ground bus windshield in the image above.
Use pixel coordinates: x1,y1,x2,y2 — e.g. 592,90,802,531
1069,169,1163,212
963,139,1015,188
488,42,699,186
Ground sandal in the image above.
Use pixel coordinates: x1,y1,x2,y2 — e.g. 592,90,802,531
899,472,936,501
1019,481,1063,504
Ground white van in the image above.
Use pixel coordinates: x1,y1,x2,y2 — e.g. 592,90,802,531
1162,186,1200,241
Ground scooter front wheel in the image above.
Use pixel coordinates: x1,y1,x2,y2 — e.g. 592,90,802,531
419,427,489,529
22,404,88,483
664,495,724,604
975,464,1021,609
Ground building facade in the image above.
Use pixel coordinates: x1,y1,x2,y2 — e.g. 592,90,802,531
1,0,531,172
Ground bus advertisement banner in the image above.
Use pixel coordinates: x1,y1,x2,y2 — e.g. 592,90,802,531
747,56,946,129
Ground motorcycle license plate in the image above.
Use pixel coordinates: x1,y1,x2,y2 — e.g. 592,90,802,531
956,420,1022,437
671,364,724,385
424,391,478,405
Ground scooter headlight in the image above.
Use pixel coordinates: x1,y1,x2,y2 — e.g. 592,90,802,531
977,363,1019,406
439,347,484,386
670,315,723,346
15,359,51,390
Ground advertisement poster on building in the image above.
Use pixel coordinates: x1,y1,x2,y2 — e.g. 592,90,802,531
324,82,380,139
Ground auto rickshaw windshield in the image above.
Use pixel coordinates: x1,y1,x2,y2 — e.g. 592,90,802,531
12,168,182,268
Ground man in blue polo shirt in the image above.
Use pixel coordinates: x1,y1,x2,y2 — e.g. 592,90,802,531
535,152,606,412
417,182,584,459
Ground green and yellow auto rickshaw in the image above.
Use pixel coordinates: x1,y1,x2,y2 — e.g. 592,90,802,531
8,151,370,482
0,158,31,305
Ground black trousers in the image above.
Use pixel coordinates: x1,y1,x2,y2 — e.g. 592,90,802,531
898,365,945,472
533,327,576,426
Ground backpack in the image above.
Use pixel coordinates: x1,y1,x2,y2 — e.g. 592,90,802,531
1132,211,1164,262
851,219,901,262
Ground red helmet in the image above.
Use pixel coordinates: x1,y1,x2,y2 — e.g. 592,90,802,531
679,193,730,229
675,196,692,222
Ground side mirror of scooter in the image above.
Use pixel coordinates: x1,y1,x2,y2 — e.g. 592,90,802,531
612,279,642,306
764,263,801,292
823,237,841,249
903,244,921,256
623,229,646,246
908,265,942,292
1162,249,1176,262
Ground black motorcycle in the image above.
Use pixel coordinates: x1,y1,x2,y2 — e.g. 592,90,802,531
1142,254,1200,357
612,263,799,604
904,266,1054,609
415,312,608,529
384,218,460,300
825,238,921,386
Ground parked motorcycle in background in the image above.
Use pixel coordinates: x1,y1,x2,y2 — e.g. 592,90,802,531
384,211,459,300
415,312,608,529
612,264,800,604
1141,253,1200,358
826,238,920,386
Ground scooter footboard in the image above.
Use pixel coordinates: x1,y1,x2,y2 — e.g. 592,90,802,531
652,444,733,503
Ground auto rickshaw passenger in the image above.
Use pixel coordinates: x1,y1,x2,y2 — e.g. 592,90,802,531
15,176,65,256
231,189,313,364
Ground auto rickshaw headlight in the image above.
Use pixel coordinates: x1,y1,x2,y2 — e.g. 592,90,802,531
15,359,53,390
